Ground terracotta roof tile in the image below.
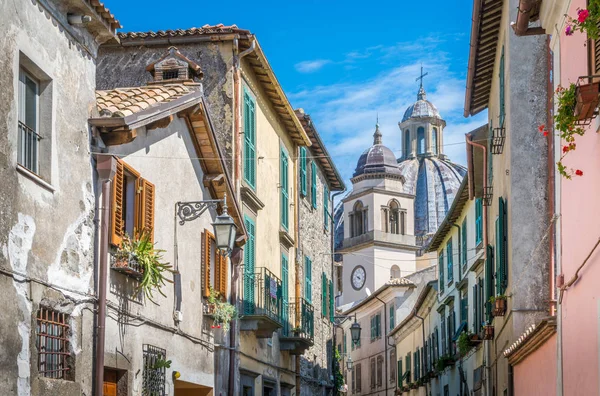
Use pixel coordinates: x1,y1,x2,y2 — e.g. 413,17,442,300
95,84,192,118
117,24,249,40
85,0,122,29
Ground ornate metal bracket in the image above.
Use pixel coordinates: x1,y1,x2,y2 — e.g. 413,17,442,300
176,199,222,225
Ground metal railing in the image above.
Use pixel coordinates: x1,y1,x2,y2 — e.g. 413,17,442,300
18,121,41,174
282,297,314,341
241,267,282,325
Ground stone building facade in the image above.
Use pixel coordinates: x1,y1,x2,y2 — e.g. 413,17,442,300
0,1,118,395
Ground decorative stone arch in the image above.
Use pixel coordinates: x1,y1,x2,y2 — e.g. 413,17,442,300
390,265,401,279
381,199,406,235
349,200,368,237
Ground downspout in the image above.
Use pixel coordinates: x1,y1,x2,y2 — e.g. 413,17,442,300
331,190,345,395
512,0,546,36
230,35,255,396
374,295,388,393
465,135,490,396
295,144,301,393
414,311,426,396
94,155,116,396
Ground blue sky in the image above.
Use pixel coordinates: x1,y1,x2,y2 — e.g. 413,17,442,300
105,0,487,183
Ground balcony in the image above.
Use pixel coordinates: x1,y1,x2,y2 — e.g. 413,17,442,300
240,267,283,337
280,298,314,354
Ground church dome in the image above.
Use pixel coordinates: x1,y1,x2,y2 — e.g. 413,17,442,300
353,123,402,178
401,87,442,123
397,156,466,238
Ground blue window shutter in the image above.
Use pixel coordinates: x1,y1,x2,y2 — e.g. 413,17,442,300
439,252,444,293
324,186,329,230
311,161,317,209
243,89,256,189
280,150,289,230
461,218,467,267
282,254,289,333
329,280,334,322
447,238,453,282
243,216,256,314
305,257,312,303
300,147,307,196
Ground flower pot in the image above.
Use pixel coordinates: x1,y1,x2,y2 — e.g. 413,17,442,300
483,325,495,340
574,82,600,120
114,256,129,268
493,298,506,317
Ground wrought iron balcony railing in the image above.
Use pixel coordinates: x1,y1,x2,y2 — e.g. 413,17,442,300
282,297,314,341
241,266,283,326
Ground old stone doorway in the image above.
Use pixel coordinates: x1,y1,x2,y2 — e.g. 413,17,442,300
173,379,213,396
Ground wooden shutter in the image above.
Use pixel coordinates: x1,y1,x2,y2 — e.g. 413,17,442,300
311,161,317,209
203,231,213,298
499,46,505,126
589,28,600,80
110,159,125,246
300,147,307,196
243,89,256,189
217,252,228,297
356,363,362,391
405,353,411,383
138,178,155,243
329,280,334,322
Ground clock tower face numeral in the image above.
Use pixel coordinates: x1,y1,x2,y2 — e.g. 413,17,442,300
351,266,366,290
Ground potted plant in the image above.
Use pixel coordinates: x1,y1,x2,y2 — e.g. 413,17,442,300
457,332,475,357
575,81,600,120
435,354,454,372
483,325,495,340
112,233,140,272
565,1,600,39
490,295,507,317
206,288,237,331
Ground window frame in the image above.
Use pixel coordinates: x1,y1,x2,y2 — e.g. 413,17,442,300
18,68,41,175
310,161,318,209
243,86,257,189
280,148,289,231
299,146,307,196
475,198,483,246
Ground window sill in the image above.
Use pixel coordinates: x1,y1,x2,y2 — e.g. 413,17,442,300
16,164,55,193
241,185,265,213
279,229,295,249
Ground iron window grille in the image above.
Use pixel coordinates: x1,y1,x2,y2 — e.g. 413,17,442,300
162,69,179,80
490,126,505,155
36,308,71,379
483,186,493,207
142,344,167,396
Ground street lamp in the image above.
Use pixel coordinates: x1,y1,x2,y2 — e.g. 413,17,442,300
176,193,237,253
346,356,353,371
350,318,361,346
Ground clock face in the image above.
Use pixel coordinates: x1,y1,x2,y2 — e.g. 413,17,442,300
351,266,366,290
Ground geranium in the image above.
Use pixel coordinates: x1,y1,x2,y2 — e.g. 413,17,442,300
578,9,590,23
576,170,584,176
565,2,600,39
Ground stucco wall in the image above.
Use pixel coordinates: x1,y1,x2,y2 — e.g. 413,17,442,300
513,334,557,396
0,1,111,395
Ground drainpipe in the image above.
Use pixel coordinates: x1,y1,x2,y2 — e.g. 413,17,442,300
465,135,490,396
374,295,388,393
452,223,461,279
230,36,255,396
512,0,546,36
330,190,345,392
94,155,116,396
414,311,427,396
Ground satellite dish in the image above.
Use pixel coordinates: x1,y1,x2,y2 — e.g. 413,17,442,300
365,288,371,296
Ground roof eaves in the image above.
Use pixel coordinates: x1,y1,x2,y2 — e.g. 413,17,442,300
389,281,437,337
342,280,415,315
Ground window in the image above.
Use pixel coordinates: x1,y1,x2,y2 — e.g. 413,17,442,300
389,304,395,330
324,185,330,230
203,230,228,297
398,358,403,387
461,291,469,327
280,149,289,230
304,256,312,303
350,200,367,237
473,277,485,334
376,355,383,387
142,345,167,395
243,216,256,314
18,69,40,174
37,308,71,380
299,147,307,196
432,127,438,154
390,349,396,383
438,252,444,293
390,265,401,279
370,358,376,389
370,313,381,341
447,238,454,284
311,161,318,209
499,46,505,126
417,127,425,154
243,87,256,189
475,198,483,246
589,30,600,77
162,69,179,80
461,218,468,269
356,363,362,392
111,159,155,246
440,312,447,355
496,197,508,295
404,130,411,157
383,199,404,235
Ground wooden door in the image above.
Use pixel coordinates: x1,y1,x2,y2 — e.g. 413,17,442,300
103,369,118,396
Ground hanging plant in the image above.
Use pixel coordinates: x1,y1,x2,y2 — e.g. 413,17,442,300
207,288,237,332
564,1,600,39
539,84,586,179
333,347,345,392
457,332,474,357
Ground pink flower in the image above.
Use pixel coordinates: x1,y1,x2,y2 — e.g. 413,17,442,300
578,9,590,23
566,25,574,36
575,169,583,176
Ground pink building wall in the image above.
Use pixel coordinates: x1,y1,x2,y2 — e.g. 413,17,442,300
514,334,557,396
559,0,600,394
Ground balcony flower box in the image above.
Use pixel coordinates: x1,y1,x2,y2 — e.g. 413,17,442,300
483,325,495,340
491,295,507,317
111,252,143,280
574,82,600,121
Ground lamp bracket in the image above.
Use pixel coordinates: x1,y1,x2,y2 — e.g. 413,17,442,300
176,199,223,225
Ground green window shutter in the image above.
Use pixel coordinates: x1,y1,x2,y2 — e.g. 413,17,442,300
370,317,375,340
499,46,505,127
485,245,494,324
439,252,444,293
304,256,312,304
243,216,256,314
473,284,478,333
311,161,317,209
300,146,307,196
343,332,347,354
461,218,467,267
324,186,329,230
329,280,334,322
398,359,403,387
389,305,395,330
447,238,453,282
322,272,327,316
406,354,411,383
376,314,381,337
243,89,256,189
476,198,483,245
499,197,507,294
282,254,289,332
280,150,289,230
461,295,468,328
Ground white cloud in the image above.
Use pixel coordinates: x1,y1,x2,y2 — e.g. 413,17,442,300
294,59,332,73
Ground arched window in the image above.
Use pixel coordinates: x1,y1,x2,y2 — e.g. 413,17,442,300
404,130,410,157
389,200,400,234
417,127,425,154
432,127,438,155
390,265,401,279
350,200,367,237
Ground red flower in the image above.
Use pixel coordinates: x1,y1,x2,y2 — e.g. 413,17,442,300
578,9,590,23
563,145,570,153
538,124,545,132
575,169,583,176
543,131,549,136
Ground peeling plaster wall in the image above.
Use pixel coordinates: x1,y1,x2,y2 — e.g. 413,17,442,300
0,1,105,395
